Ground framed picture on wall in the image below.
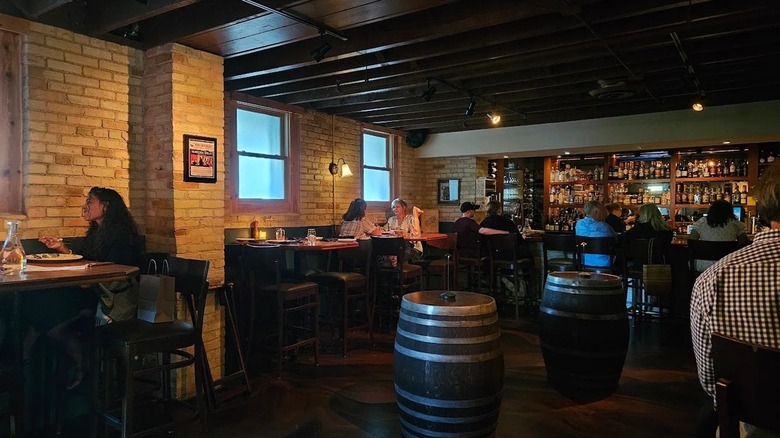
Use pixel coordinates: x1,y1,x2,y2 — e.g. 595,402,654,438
437,178,460,204
184,134,217,183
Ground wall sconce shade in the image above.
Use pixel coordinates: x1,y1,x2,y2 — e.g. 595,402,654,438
329,157,352,177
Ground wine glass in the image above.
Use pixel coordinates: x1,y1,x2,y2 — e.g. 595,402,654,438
307,228,317,246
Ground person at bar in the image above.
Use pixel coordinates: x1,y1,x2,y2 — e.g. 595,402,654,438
575,200,616,268
690,161,780,437
339,198,381,238
33,187,143,388
621,203,674,244
688,199,750,272
452,201,509,258
604,202,626,233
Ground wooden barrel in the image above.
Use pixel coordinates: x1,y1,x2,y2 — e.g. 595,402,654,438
538,272,628,400
394,291,504,438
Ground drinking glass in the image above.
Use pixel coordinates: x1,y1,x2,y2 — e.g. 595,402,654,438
307,228,317,246
276,228,285,240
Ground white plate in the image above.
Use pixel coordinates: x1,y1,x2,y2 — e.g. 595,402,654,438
26,253,84,262
337,238,356,242
267,239,298,244
236,238,266,243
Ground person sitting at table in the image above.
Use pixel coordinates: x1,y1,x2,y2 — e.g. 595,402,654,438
384,198,423,260
604,202,626,233
575,200,617,268
688,199,750,272
340,198,381,238
452,201,509,258
34,187,143,388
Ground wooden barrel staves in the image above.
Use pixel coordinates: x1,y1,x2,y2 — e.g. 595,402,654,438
394,291,504,437
538,272,628,401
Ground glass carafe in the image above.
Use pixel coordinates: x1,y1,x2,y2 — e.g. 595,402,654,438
1,220,27,274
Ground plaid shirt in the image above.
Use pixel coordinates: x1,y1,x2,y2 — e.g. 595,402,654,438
690,228,780,402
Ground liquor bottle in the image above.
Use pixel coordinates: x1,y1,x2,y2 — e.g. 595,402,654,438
1,220,26,274
682,159,689,178
733,185,741,205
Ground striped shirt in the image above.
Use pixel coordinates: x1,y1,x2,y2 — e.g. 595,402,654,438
690,228,780,402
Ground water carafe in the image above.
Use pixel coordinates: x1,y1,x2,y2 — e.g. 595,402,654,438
1,220,27,274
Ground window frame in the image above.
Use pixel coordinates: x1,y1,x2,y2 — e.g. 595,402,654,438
230,97,300,213
361,128,397,207
0,29,23,215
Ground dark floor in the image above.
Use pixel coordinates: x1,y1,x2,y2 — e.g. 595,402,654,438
41,302,708,438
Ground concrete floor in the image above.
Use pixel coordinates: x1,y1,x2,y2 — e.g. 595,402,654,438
172,310,708,438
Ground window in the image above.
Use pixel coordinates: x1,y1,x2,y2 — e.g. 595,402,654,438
362,131,392,202
0,29,23,214
233,100,297,211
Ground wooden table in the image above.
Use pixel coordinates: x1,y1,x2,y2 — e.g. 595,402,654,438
405,233,447,242
0,261,139,436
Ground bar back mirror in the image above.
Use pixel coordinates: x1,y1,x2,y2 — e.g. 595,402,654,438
438,179,460,204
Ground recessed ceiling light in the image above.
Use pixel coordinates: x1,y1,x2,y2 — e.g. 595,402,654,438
564,151,571,155
503,155,509,159
723,141,731,144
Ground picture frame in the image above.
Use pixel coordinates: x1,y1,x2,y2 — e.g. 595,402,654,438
184,134,217,183
437,178,460,204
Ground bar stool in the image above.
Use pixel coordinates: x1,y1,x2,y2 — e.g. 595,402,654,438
456,235,488,292
575,236,617,274
369,236,422,330
542,233,579,279
688,240,743,280
486,234,534,319
308,239,373,356
412,233,458,290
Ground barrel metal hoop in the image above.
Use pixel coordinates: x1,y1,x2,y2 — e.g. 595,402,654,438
539,306,626,321
397,402,496,425
395,384,502,408
399,312,499,328
396,326,501,345
544,284,624,295
399,417,494,438
401,302,496,317
394,343,503,363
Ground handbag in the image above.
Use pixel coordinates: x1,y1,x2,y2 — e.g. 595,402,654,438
642,239,672,297
137,259,176,323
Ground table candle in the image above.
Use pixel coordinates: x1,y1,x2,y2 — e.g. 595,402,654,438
258,230,267,240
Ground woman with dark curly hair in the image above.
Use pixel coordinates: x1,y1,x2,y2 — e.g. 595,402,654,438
34,187,143,388
689,199,749,271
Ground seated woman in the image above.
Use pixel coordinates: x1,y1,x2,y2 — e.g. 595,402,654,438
34,187,143,388
340,198,381,238
619,203,674,269
688,199,749,272
383,198,423,260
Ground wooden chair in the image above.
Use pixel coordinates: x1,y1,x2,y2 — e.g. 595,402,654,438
93,256,210,437
621,238,671,323
412,233,458,290
308,239,373,356
575,236,617,274
485,234,533,319
712,333,780,438
455,234,487,292
688,240,743,279
542,233,579,279
369,236,422,329
243,245,319,378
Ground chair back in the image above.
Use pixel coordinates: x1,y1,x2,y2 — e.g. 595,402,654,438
543,233,578,252
242,244,283,287
575,236,616,271
370,236,406,258
688,240,742,272
712,333,780,438
455,232,482,260
486,234,518,262
166,256,210,330
337,238,372,278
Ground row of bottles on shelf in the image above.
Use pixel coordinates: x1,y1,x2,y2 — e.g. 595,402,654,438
544,208,583,232
550,164,604,182
609,160,670,180
675,182,748,205
548,185,604,205
675,158,748,178
608,183,670,206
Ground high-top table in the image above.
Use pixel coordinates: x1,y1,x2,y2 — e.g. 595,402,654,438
0,261,140,436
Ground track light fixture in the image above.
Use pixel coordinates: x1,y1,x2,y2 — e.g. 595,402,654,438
421,79,437,102
465,99,476,116
692,93,706,112
487,113,501,124
310,30,332,63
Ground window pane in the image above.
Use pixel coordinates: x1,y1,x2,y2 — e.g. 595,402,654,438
363,133,387,167
363,168,390,202
237,109,282,155
238,156,285,199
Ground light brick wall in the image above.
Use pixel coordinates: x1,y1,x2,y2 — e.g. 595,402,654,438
419,157,484,222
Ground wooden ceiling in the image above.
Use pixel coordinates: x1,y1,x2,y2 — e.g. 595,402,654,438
5,0,780,134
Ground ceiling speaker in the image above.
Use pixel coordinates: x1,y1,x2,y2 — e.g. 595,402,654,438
406,130,428,149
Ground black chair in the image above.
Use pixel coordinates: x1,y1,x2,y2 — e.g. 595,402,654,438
308,239,373,357
575,236,617,274
0,295,23,438
485,234,533,319
243,245,319,378
712,333,780,438
93,256,210,437
369,236,422,329
413,233,458,291
688,240,743,279
542,233,579,278
456,234,487,292
621,238,671,323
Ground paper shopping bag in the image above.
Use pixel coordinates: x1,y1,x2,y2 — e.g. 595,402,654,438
137,259,176,323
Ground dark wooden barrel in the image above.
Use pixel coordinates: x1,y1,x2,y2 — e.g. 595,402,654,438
538,272,628,400
394,291,504,438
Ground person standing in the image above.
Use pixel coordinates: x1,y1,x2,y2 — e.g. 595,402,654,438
690,161,780,437
575,200,616,268
604,203,626,233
